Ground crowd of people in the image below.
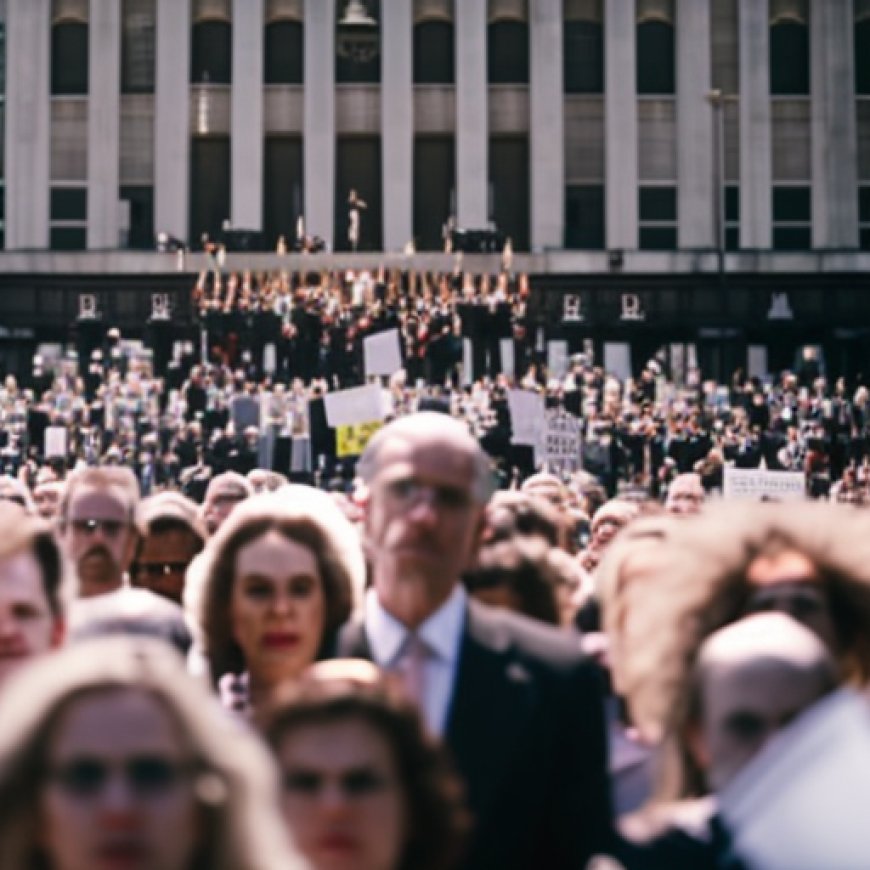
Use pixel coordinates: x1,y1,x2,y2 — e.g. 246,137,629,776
0,265,868,868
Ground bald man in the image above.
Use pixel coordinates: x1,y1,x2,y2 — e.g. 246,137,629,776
621,614,837,869
688,612,837,792
339,412,613,870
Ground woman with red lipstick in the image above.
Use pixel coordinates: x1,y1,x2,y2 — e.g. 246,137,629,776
190,488,360,715
0,635,305,870
261,659,469,870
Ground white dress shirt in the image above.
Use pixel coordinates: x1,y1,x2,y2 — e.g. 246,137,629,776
364,584,467,737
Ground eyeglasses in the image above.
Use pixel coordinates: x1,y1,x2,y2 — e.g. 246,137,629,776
133,561,189,578
45,755,192,799
384,478,473,511
68,518,128,538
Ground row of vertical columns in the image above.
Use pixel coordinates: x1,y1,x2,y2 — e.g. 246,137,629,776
5,0,51,249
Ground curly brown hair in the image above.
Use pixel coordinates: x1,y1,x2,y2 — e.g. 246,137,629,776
259,662,470,870
616,501,870,802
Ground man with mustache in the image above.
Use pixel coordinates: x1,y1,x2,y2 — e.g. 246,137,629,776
59,467,140,598
340,412,614,870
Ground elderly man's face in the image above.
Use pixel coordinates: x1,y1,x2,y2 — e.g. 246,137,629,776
62,486,137,598
364,430,484,628
698,654,832,792
202,488,246,536
666,476,705,515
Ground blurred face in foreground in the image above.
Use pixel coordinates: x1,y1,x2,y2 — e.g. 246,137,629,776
39,688,201,870
277,716,406,870
691,614,836,792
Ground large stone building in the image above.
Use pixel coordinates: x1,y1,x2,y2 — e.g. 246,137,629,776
0,0,868,380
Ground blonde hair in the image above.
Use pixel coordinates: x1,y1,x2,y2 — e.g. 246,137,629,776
0,637,304,870
616,502,870,802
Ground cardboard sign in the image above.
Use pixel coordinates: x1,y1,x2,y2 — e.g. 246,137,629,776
323,385,385,428
363,329,402,378
336,421,383,458
44,426,67,458
723,467,805,502
720,689,870,870
536,410,582,473
507,390,545,446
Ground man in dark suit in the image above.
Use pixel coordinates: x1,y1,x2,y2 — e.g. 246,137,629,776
339,412,613,870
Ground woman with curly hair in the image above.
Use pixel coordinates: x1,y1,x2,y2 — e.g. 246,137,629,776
0,635,304,870
614,501,870,803
260,658,470,870
186,487,362,715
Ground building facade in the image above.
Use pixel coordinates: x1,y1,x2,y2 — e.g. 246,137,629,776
1,0,868,254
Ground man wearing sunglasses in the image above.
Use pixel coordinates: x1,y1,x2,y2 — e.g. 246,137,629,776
131,493,206,605
58,467,140,598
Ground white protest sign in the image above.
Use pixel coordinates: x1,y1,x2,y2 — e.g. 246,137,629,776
507,390,545,446
723,467,805,501
547,341,569,379
45,426,67,458
721,689,870,870
363,329,402,378
323,385,385,428
535,410,582,473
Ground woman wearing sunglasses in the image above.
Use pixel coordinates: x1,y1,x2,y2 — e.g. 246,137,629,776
260,659,469,870
0,635,304,870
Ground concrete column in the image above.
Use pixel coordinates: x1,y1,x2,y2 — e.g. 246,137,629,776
155,0,191,243
231,0,264,230
811,0,859,248
87,0,121,249
6,0,51,249
304,0,335,247
738,0,771,248
455,0,488,229
381,0,413,251
530,0,564,251
676,0,714,248
605,0,638,249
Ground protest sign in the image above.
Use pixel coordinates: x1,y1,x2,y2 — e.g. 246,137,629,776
323,385,385,428
507,390,545,446
535,410,582,473
363,329,402,378
720,689,870,870
723,467,805,501
336,421,383,458
45,426,67,458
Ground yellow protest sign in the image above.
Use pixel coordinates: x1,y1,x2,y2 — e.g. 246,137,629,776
336,420,383,457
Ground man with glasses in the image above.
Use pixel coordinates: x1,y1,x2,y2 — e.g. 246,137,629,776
58,467,140,598
131,493,205,605
340,412,614,870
